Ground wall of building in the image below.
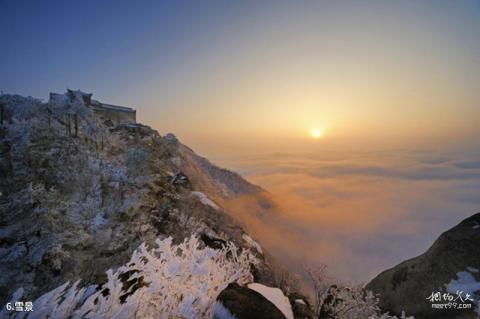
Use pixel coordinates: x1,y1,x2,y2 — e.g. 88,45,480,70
93,107,136,125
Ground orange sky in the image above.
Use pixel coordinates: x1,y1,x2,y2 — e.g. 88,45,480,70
4,1,479,156
131,1,480,157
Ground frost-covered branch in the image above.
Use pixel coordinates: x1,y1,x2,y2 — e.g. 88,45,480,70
9,235,258,319
304,265,413,319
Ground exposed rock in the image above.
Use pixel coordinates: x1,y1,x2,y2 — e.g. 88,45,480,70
200,233,227,250
366,212,480,319
103,119,114,127
170,171,190,187
289,292,315,319
247,283,294,319
215,282,287,319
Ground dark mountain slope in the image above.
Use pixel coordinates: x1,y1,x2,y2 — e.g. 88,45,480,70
367,213,480,319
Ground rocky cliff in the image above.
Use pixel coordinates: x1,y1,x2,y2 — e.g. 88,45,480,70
0,91,309,318
367,213,480,319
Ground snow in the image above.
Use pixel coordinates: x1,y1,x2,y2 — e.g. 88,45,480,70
49,92,69,104
165,133,178,142
11,235,258,318
372,312,414,319
192,191,219,210
213,301,237,319
91,212,106,228
247,283,294,319
0,287,24,318
447,269,480,314
242,234,263,254
295,298,306,305
171,156,182,166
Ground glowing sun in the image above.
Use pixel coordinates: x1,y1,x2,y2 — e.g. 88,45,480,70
310,129,323,139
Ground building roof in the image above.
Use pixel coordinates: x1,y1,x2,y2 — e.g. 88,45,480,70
94,103,135,113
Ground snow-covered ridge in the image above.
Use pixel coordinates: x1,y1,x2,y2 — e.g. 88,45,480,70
192,191,219,210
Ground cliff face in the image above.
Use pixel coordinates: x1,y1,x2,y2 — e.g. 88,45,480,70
366,213,480,319
0,92,302,318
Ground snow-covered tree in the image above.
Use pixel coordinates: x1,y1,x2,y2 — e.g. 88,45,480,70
305,265,413,319
6,235,258,319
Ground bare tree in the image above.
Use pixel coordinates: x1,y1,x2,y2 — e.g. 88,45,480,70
273,264,300,296
304,264,385,319
305,263,331,317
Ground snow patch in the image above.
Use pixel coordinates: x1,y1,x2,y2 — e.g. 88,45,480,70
247,283,294,319
447,269,480,314
192,191,219,210
242,234,263,254
91,212,106,228
213,301,237,319
165,133,178,143
295,298,306,305
171,156,182,166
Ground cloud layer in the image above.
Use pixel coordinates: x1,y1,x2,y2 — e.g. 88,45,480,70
219,149,480,282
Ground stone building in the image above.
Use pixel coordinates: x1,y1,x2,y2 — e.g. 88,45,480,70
49,89,136,125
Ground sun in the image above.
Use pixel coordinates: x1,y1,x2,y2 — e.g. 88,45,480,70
310,129,323,139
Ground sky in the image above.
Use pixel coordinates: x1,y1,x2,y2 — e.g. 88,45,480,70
1,0,480,156
1,1,480,282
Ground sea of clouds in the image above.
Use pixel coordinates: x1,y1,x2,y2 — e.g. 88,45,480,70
216,149,480,283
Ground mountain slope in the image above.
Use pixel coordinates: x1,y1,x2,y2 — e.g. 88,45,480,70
0,91,304,318
366,213,480,319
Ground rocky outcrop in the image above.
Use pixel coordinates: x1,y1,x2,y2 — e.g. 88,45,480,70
289,292,315,319
366,212,480,319
215,283,287,319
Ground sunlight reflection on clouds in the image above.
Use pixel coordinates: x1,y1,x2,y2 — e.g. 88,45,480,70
218,150,480,282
